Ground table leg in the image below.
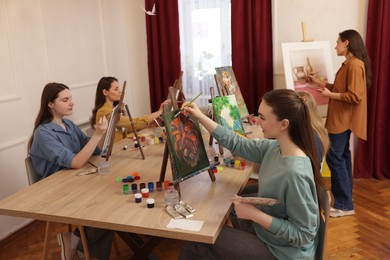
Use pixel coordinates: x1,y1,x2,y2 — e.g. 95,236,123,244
116,232,163,259
42,221,52,260
79,225,90,260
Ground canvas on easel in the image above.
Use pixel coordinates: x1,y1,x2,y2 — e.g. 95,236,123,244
159,85,216,187
212,95,245,135
215,66,249,119
162,111,210,182
101,80,145,161
281,23,334,117
281,41,334,111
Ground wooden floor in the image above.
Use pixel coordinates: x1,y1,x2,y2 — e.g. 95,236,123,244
0,178,389,259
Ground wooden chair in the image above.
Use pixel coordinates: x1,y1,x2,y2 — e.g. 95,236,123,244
25,157,90,259
315,185,332,260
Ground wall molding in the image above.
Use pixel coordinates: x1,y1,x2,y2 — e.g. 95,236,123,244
0,94,21,103
70,81,98,90
0,0,20,103
97,0,108,75
0,137,27,153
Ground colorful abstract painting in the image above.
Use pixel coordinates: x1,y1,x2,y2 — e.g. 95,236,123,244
162,111,209,181
215,66,249,118
212,95,245,134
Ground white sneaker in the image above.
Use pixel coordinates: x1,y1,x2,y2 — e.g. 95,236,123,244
70,233,81,251
329,207,355,218
57,232,76,260
73,250,85,260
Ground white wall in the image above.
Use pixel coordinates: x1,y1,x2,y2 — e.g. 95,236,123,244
0,0,150,239
0,0,368,240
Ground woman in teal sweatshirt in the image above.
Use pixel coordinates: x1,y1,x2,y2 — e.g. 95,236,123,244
179,89,324,260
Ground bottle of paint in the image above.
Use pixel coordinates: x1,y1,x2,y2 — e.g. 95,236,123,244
147,198,155,208
141,188,149,198
122,184,129,195
134,193,142,203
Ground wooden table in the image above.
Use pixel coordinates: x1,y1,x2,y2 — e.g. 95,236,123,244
0,126,259,254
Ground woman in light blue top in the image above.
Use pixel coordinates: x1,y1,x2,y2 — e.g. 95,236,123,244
28,83,113,260
28,83,108,179
179,89,324,260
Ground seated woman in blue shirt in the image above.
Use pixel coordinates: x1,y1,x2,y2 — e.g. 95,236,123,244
28,82,112,260
28,83,108,179
180,89,325,260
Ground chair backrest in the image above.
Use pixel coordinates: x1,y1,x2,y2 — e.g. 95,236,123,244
315,185,332,260
25,156,41,185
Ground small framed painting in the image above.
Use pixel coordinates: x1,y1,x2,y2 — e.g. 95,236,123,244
281,41,335,116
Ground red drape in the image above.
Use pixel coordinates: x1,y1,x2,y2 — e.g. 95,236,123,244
354,0,390,179
231,0,273,115
145,0,181,111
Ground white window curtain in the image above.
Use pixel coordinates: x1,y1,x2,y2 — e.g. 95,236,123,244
178,0,231,107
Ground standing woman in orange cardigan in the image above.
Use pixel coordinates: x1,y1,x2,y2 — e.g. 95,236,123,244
310,29,372,217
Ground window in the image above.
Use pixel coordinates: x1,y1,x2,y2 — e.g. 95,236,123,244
178,0,231,107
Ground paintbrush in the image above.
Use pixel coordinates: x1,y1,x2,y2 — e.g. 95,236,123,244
173,92,203,118
153,118,165,132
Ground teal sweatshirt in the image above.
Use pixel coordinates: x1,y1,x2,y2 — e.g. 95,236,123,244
213,125,319,260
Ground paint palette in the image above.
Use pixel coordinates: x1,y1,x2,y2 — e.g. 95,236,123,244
233,196,280,206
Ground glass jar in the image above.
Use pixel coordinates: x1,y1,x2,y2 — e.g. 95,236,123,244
164,186,179,206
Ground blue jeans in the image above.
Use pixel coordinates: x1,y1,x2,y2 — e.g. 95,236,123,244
326,130,354,210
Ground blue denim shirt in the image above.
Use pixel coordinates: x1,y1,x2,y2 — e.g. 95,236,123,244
313,131,324,166
29,119,99,179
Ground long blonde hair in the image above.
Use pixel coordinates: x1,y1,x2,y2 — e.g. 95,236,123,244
297,91,330,156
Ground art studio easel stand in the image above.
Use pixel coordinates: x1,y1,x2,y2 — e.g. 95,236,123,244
159,86,216,197
103,81,145,161
213,74,253,125
301,21,314,42
208,86,224,156
124,104,145,160
209,74,253,155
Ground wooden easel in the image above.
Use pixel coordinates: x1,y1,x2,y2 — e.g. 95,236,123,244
211,72,253,143
124,104,145,160
159,72,184,191
159,86,216,197
208,86,224,155
301,21,314,42
101,80,145,161
214,73,253,125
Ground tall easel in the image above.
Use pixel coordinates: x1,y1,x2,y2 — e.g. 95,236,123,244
124,104,145,160
101,80,145,161
159,73,184,189
208,86,224,155
209,72,252,154
159,86,216,197
301,21,314,42
214,72,253,125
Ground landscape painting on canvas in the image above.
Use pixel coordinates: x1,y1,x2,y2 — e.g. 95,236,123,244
215,66,249,119
212,95,245,135
162,111,209,181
